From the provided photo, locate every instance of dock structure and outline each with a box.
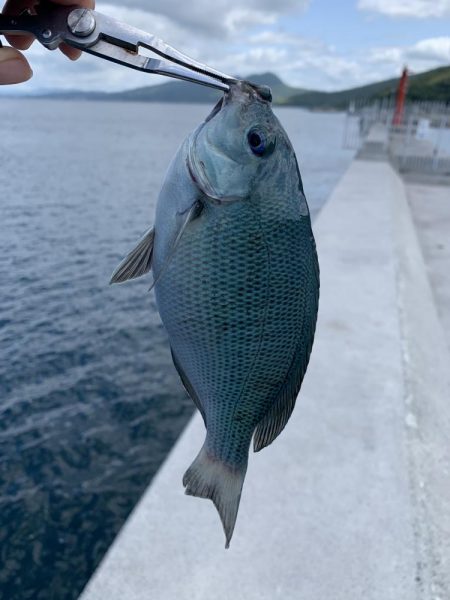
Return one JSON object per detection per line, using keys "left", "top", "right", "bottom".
{"left": 80, "top": 149, "right": 450, "bottom": 599}
{"left": 345, "top": 99, "right": 450, "bottom": 184}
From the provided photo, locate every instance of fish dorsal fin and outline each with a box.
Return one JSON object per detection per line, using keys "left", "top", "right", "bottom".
{"left": 110, "top": 228, "right": 155, "bottom": 284}
{"left": 171, "top": 348, "right": 206, "bottom": 425}
{"left": 253, "top": 246, "right": 320, "bottom": 452}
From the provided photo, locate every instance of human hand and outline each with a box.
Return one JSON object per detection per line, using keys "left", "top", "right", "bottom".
{"left": 0, "top": 0, "right": 95, "bottom": 84}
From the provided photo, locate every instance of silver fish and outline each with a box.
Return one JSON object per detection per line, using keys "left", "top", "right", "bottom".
{"left": 111, "top": 81, "right": 320, "bottom": 547}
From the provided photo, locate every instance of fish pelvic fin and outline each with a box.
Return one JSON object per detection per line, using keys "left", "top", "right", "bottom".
{"left": 183, "top": 445, "right": 247, "bottom": 549}
{"left": 170, "top": 348, "right": 206, "bottom": 425}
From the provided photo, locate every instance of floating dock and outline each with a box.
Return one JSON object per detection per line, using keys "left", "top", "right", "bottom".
{"left": 80, "top": 151, "right": 450, "bottom": 599}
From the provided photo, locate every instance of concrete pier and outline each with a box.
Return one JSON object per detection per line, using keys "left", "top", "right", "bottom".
{"left": 407, "top": 183, "right": 450, "bottom": 349}
{"left": 80, "top": 159, "right": 450, "bottom": 600}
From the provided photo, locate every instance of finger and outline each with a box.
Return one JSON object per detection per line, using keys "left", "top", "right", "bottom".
{"left": 2, "top": 0, "right": 37, "bottom": 14}
{"left": 0, "top": 46, "right": 32, "bottom": 84}
{"left": 59, "top": 42, "right": 81, "bottom": 60}
{"left": 4, "top": 33, "right": 34, "bottom": 50}
{"left": 56, "top": 0, "right": 95, "bottom": 61}
{"left": 3, "top": 0, "right": 37, "bottom": 49}
{"left": 55, "top": 0, "right": 95, "bottom": 60}
{"left": 3, "top": 0, "right": 95, "bottom": 55}
{"left": 3, "top": 0, "right": 95, "bottom": 13}
{"left": 52, "top": 0, "right": 95, "bottom": 7}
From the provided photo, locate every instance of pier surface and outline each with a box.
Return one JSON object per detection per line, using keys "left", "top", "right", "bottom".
{"left": 407, "top": 183, "right": 450, "bottom": 349}
{"left": 80, "top": 159, "right": 450, "bottom": 600}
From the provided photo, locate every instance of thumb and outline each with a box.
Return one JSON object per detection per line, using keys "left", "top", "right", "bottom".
{"left": 0, "top": 45, "right": 32, "bottom": 85}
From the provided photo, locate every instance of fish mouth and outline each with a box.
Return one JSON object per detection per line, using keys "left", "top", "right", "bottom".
{"left": 224, "top": 79, "right": 272, "bottom": 105}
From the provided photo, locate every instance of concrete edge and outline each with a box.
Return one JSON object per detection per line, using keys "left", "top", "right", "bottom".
{"left": 390, "top": 167, "right": 450, "bottom": 599}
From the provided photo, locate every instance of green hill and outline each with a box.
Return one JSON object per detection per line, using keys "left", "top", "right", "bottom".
{"left": 247, "top": 72, "right": 307, "bottom": 103}
{"left": 111, "top": 78, "right": 221, "bottom": 104}
{"left": 406, "top": 66, "right": 450, "bottom": 102}
{"left": 286, "top": 66, "right": 450, "bottom": 109}
{"left": 44, "top": 73, "right": 306, "bottom": 105}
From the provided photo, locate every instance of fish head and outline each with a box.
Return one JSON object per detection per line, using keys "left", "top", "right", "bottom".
{"left": 187, "top": 80, "right": 286, "bottom": 202}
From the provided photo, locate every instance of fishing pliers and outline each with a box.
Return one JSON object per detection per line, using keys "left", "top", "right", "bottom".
{"left": 0, "top": 2, "right": 235, "bottom": 91}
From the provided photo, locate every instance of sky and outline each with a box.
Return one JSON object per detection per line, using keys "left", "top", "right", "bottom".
{"left": 4, "top": 0, "right": 450, "bottom": 94}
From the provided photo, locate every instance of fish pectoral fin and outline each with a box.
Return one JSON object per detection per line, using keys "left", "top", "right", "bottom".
{"left": 110, "top": 227, "right": 155, "bottom": 284}
{"left": 148, "top": 199, "right": 203, "bottom": 291}
{"left": 170, "top": 348, "right": 206, "bottom": 425}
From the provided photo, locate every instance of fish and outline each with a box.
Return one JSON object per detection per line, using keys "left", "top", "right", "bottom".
{"left": 110, "top": 80, "right": 320, "bottom": 548}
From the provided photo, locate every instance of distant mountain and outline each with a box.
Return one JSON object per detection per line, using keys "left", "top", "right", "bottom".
{"left": 41, "top": 66, "right": 450, "bottom": 109}
{"left": 97, "top": 72, "right": 306, "bottom": 105}
{"left": 247, "top": 72, "right": 307, "bottom": 103}
{"left": 43, "top": 72, "right": 307, "bottom": 105}
{"left": 286, "top": 66, "right": 450, "bottom": 109}
{"left": 286, "top": 76, "right": 401, "bottom": 110}
{"left": 111, "top": 78, "right": 221, "bottom": 104}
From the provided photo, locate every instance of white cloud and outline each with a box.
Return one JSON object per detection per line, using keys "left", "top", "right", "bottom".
{"left": 369, "top": 47, "right": 403, "bottom": 64}
{"left": 238, "top": 30, "right": 364, "bottom": 90}
{"left": 407, "top": 37, "right": 450, "bottom": 61}
{"left": 224, "top": 9, "right": 277, "bottom": 34}
{"left": 368, "top": 36, "right": 450, "bottom": 72}
{"left": 249, "top": 31, "right": 304, "bottom": 46}
{"left": 96, "top": 3, "right": 199, "bottom": 53}
{"left": 214, "top": 47, "right": 289, "bottom": 76}
{"left": 358, "top": 0, "right": 450, "bottom": 18}
{"left": 102, "top": 0, "right": 309, "bottom": 35}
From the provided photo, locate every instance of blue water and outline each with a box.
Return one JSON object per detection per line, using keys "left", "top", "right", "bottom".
{"left": 0, "top": 99, "right": 354, "bottom": 599}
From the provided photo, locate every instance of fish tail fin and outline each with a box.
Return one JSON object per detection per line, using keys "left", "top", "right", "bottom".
{"left": 183, "top": 445, "right": 247, "bottom": 548}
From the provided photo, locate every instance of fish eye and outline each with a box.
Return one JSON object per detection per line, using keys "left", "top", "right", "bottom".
{"left": 247, "top": 129, "right": 267, "bottom": 156}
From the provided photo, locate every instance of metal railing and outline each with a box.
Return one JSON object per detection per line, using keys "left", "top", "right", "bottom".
{"left": 343, "top": 98, "right": 450, "bottom": 178}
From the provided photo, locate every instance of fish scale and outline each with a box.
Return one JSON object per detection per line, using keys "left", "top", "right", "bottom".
{"left": 156, "top": 190, "right": 317, "bottom": 461}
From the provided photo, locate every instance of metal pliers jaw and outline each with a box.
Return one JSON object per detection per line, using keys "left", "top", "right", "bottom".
{"left": 0, "top": 4, "right": 235, "bottom": 92}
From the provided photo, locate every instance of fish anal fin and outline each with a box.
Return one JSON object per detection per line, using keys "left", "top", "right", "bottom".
{"left": 253, "top": 328, "right": 317, "bottom": 452}
{"left": 253, "top": 367, "right": 302, "bottom": 453}
{"left": 171, "top": 348, "right": 206, "bottom": 425}
{"left": 183, "top": 444, "right": 246, "bottom": 548}
{"left": 110, "top": 228, "right": 155, "bottom": 284}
